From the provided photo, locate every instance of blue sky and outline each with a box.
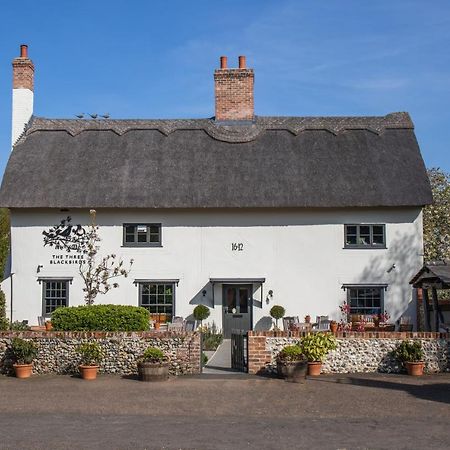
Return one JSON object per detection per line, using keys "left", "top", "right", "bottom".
{"left": 0, "top": 0, "right": 449, "bottom": 175}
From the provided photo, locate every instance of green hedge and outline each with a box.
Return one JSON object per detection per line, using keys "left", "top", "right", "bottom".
{"left": 51, "top": 305, "right": 150, "bottom": 331}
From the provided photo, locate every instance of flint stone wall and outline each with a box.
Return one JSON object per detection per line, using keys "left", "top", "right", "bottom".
{"left": 248, "top": 331, "right": 450, "bottom": 375}
{"left": 0, "top": 331, "right": 201, "bottom": 376}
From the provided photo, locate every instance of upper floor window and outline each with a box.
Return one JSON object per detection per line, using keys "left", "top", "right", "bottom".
{"left": 123, "top": 223, "right": 161, "bottom": 247}
{"left": 344, "top": 224, "right": 386, "bottom": 248}
{"left": 42, "top": 279, "right": 70, "bottom": 316}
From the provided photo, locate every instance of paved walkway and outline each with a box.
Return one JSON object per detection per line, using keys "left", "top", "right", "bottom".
{"left": 0, "top": 372, "right": 450, "bottom": 449}
{"left": 203, "top": 339, "right": 242, "bottom": 375}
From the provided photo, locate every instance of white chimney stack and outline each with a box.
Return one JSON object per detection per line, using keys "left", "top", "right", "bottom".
{"left": 11, "top": 44, "right": 34, "bottom": 148}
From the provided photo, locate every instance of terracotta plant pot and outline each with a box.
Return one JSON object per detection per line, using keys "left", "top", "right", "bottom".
{"left": 138, "top": 361, "right": 169, "bottom": 382}
{"left": 307, "top": 361, "right": 322, "bottom": 376}
{"left": 277, "top": 360, "right": 308, "bottom": 383}
{"left": 45, "top": 321, "right": 52, "bottom": 331}
{"left": 79, "top": 365, "right": 99, "bottom": 380}
{"left": 406, "top": 361, "right": 424, "bottom": 376}
{"left": 330, "top": 322, "right": 338, "bottom": 334}
{"left": 154, "top": 322, "right": 160, "bottom": 330}
{"left": 13, "top": 363, "right": 33, "bottom": 379}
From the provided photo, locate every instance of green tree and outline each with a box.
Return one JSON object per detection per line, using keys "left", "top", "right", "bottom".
{"left": 423, "top": 168, "right": 450, "bottom": 262}
{"left": 0, "top": 208, "right": 10, "bottom": 279}
{"left": 79, "top": 210, "right": 133, "bottom": 305}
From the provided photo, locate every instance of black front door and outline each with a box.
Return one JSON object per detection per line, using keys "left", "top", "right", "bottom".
{"left": 222, "top": 284, "right": 252, "bottom": 339}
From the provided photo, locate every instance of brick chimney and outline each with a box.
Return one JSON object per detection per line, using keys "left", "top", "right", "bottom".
{"left": 214, "top": 55, "right": 254, "bottom": 121}
{"left": 11, "top": 44, "right": 34, "bottom": 147}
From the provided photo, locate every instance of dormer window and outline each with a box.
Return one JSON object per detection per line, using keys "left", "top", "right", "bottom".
{"left": 123, "top": 223, "right": 162, "bottom": 247}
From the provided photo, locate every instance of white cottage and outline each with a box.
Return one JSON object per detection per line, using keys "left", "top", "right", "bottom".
{"left": 0, "top": 46, "right": 432, "bottom": 334}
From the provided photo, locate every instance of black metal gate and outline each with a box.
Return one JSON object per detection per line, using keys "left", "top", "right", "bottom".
{"left": 231, "top": 329, "right": 248, "bottom": 372}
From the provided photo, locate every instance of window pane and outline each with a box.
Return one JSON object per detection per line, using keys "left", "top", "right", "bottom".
{"left": 137, "top": 231, "right": 148, "bottom": 243}
{"left": 359, "top": 226, "right": 370, "bottom": 245}
{"left": 125, "top": 226, "right": 135, "bottom": 234}
{"left": 239, "top": 288, "right": 248, "bottom": 313}
{"left": 346, "top": 234, "right": 357, "bottom": 245}
{"left": 149, "top": 233, "right": 160, "bottom": 243}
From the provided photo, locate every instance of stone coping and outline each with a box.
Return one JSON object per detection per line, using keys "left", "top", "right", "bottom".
{"left": 0, "top": 331, "right": 198, "bottom": 338}
{"left": 248, "top": 331, "right": 450, "bottom": 339}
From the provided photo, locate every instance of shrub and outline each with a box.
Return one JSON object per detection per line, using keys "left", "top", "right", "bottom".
{"left": 270, "top": 305, "right": 285, "bottom": 329}
{"left": 9, "top": 338, "right": 38, "bottom": 364}
{"left": 76, "top": 342, "right": 103, "bottom": 366}
{"left": 300, "top": 332, "right": 337, "bottom": 362}
{"left": 202, "top": 352, "right": 208, "bottom": 366}
{"left": 51, "top": 305, "right": 150, "bottom": 331}
{"left": 9, "top": 320, "right": 30, "bottom": 331}
{"left": 393, "top": 340, "right": 424, "bottom": 363}
{"left": 141, "top": 347, "right": 166, "bottom": 363}
{"left": 202, "top": 321, "right": 223, "bottom": 351}
{"left": 0, "top": 288, "right": 8, "bottom": 330}
{"left": 193, "top": 305, "right": 210, "bottom": 324}
{"left": 277, "top": 345, "right": 305, "bottom": 362}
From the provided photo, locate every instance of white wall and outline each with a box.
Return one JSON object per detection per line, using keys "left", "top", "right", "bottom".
{"left": 5, "top": 207, "right": 424, "bottom": 328}
{"left": 11, "top": 88, "right": 33, "bottom": 147}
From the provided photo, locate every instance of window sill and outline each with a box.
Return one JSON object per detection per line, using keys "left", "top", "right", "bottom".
{"left": 121, "top": 244, "right": 163, "bottom": 248}
{"left": 343, "top": 246, "right": 387, "bottom": 250}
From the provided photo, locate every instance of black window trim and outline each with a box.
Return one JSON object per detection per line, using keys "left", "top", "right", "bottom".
{"left": 137, "top": 280, "right": 176, "bottom": 318}
{"left": 344, "top": 224, "right": 387, "bottom": 249}
{"left": 40, "top": 278, "right": 71, "bottom": 317}
{"left": 122, "top": 223, "right": 162, "bottom": 247}
{"left": 344, "top": 284, "right": 386, "bottom": 317}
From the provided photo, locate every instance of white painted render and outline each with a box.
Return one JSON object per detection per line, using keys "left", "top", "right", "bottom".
{"left": 11, "top": 88, "right": 33, "bottom": 148}
{"left": 3, "top": 207, "right": 424, "bottom": 328}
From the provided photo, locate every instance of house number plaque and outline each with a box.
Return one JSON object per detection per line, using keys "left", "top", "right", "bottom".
{"left": 231, "top": 243, "right": 244, "bottom": 251}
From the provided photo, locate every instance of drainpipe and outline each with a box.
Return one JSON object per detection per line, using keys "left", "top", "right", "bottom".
{"left": 10, "top": 272, "right": 14, "bottom": 326}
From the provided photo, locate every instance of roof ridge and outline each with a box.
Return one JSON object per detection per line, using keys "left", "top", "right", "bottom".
{"left": 24, "top": 112, "right": 414, "bottom": 144}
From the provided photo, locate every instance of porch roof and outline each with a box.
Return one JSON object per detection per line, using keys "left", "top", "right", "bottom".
{"left": 410, "top": 262, "right": 450, "bottom": 289}
{"left": 209, "top": 278, "right": 266, "bottom": 284}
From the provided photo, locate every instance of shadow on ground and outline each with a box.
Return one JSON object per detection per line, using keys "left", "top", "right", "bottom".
{"left": 308, "top": 374, "right": 450, "bottom": 405}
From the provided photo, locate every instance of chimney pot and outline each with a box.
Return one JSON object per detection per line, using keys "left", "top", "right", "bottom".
{"left": 20, "top": 44, "right": 28, "bottom": 58}
{"left": 238, "top": 55, "right": 246, "bottom": 69}
{"left": 220, "top": 56, "right": 227, "bottom": 69}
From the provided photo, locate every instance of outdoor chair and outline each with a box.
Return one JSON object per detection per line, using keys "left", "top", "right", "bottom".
{"left": 283, "top": 316, "right": 299, "bottom": 331}
{"left": 168, "top": 322, "right": 184, "bottom": 332}
{"left": 38, "top": 316, "right": 46, "bottom": 326}
{"left": 172, "top": 316, "right": 184, "bottom": 324}
{"left": 184, "top": 320, "right": 197, "bottom": 332}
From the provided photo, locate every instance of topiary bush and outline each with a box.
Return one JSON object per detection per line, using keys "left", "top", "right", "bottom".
{"left": 270, "top": 305, "right": 285, "bottom": 329}
{"left": 51, "top": 305, "right": 150, "bottom": 331}
{"left": 193, "top": 305, "right": 210, "bottom": 325}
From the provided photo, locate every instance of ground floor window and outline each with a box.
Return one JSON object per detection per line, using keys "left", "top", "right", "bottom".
{"left": 348, "top": 287, "right": 383, "bottom": 315}
{"left": 139, "top": 282, "right": 174, "bottom": 317}
{"left": 42, "top": 279, "right": 70, "bottom": 316}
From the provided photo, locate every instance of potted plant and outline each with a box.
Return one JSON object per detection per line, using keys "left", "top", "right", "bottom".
{"left": 270, "top": 305, "right": 285, "bottom": 330}
{"left": 9, "top": 337, "right": 38, "bottom": 378}
{"left": 76, "top": 342, "right": 103, "bottom": 380}
{"left": 393, "top": 340, "right": 425, "bottom": 376}
{"left": 137, "top": 347, "right": 169, "bottom": 381}
{"left": 330, "top": 320, "right": 338, "bottom": 334}
{"left": 300, "top": 332, "right": 337, "bottom": 376}
{"left": 276, "top": 345, "right": 307, "bottom": 383}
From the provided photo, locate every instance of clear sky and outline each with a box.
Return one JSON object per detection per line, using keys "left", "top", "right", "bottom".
{"left": 0, "top": 0, "right": 449, "bottom": 175}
